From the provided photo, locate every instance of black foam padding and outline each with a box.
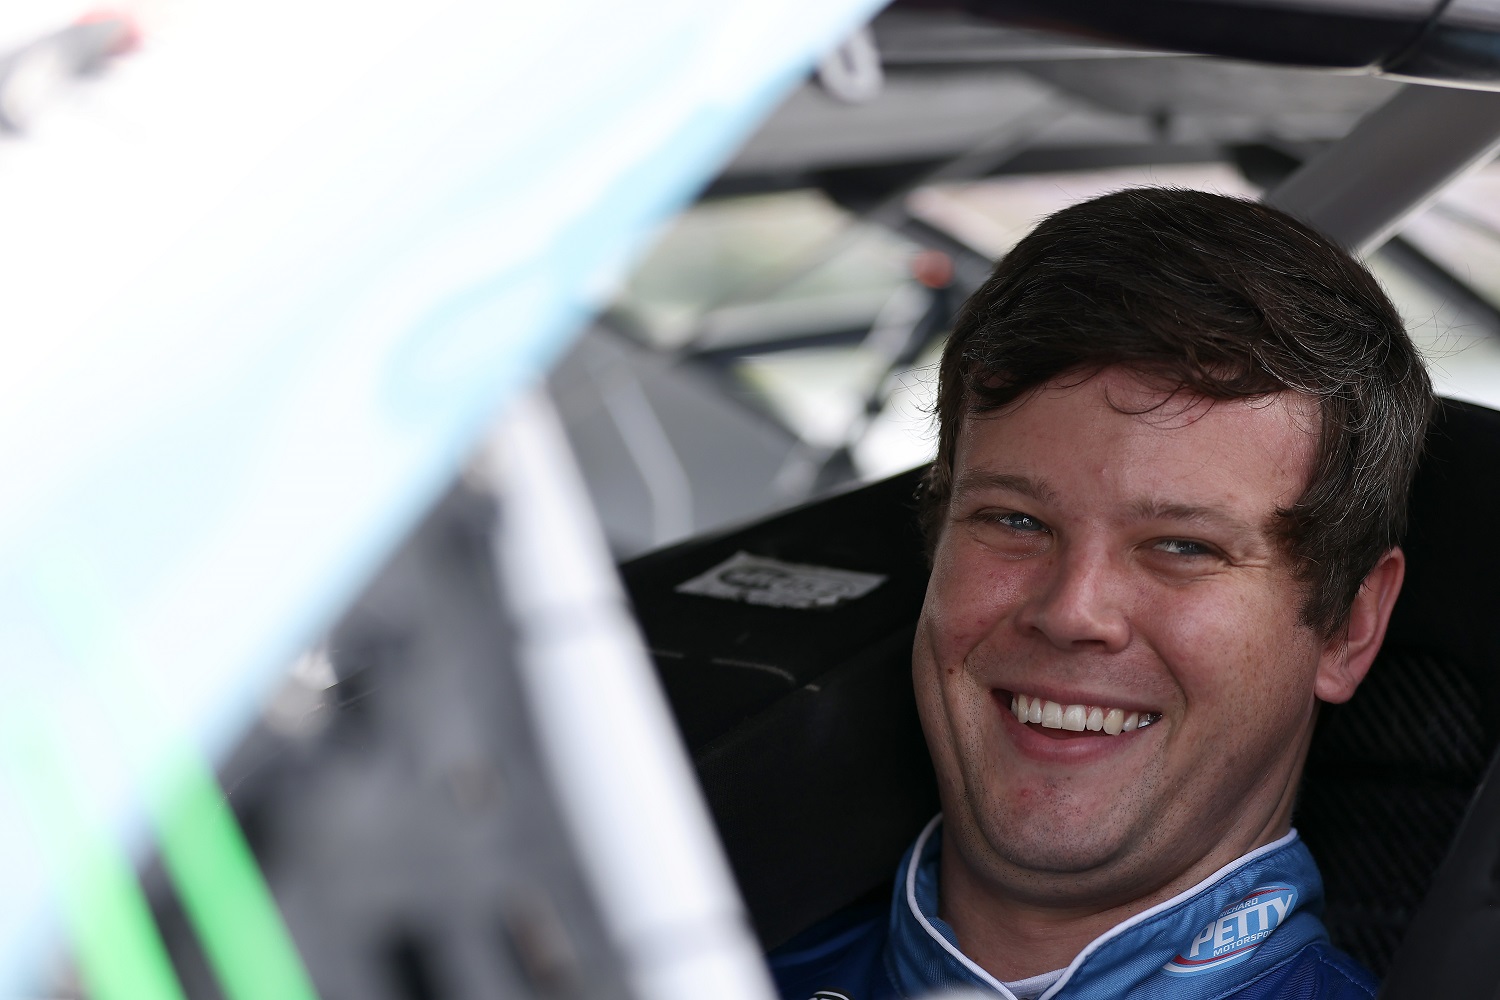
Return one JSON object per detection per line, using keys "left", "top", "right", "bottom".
{"left": 695, "top": 626, "right": 937, "bottom": 949}
{"left": 622, "top": 470, "right": 932, "bottom": 755}
{"left": 621, "top": 471, "right": 936, "bottom": 946}
{"left": 1381, "top": 399, "right": 1500, "bottom": 695}
{"left": 1299, "top": 650, "right": 1487, "bottom": 978}
{"left": 627, "top": 397, "right": 1500, "bottom": 966}
{"left": 1298, "top": 398, "right": 1500, "bottom": 978}
{"left": 961, "top": 0, "right": 1429, "bottom": 72}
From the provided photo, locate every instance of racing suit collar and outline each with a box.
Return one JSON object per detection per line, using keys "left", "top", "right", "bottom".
{"left": 884, "top": 815, "right": 1329, "bottom": 1000}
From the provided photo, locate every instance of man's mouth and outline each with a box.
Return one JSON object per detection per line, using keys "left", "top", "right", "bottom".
{"left": 1006, "top": 691, "right": 1162, "bottom": 736}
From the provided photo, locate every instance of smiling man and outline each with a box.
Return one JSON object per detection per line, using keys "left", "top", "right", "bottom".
{"left": 770, "top": 188, "right": 1433, "bottom": 1000}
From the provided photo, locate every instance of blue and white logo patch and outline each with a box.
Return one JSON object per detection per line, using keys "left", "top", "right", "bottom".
{"left": 1163, "top": 885, "right": 1297, "bottom": 976}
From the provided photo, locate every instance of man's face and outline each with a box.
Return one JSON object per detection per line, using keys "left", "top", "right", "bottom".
{"left": 915, "top": 367, "right": 1335, "bottom": 908}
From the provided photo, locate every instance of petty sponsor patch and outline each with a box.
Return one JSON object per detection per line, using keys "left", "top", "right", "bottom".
{"left": 675, "top": 551, "right": 886, "bottom": 609}
{"left": 1163, "top": 885, "right": 1297, "bottom": 976}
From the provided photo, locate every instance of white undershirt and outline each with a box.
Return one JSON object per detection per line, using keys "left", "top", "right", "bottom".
{"left": 999, "top": 969, "right": 1064, "bottom": 1000}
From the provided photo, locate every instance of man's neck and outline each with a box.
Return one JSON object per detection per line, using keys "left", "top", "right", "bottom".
{"left": 933, "top": 824, "right": 1287, "bottom": 982}
{"left": 937, "top": 853, "right": 1135, "bottom": 981}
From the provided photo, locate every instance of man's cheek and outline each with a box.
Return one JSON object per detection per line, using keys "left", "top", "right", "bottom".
{"left": 911, "top": 620, "right": 952, "bottom": 734}
{"left": 916, "top": 588, "right": 973, "bottom": 668}
{"left": 914, "top": 623, "right": 987, "bottom": 766}
{"left": 912, "top": 651, "right": 967, "bottom": 800}
{"left": 1154, "top": 591, "right": 1311, "bottom": 704}
{"left": 927, "top": 557, "right": 1022, "bottom": 656}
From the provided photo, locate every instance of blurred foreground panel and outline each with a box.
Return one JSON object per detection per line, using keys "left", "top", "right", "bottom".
{"left": 0, "top": 0, "right": 878, "bottom": 992}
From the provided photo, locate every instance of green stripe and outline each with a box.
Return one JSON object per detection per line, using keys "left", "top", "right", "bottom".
{"left": 0, "top": 714, "right": 187, "bottom": 1000}
{"left": 151, "top": 754, "right": 320, "bottom": 1000}
{"left": 24, "top": 542, "right": 320, "bottom": 1000}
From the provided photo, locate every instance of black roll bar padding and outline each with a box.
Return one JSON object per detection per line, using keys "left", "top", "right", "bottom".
{"left": 951, "top": 0, "right": 1435, "bottom": 69}
{"left": 1379, "top": 744, "right": 1500, "bottom": 999}
{"left": 945, "top": 0, "right": 1500, "bottom": 90}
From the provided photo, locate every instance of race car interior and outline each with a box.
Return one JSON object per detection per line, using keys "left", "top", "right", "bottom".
{"left": 616, "top": 3, "right": 1500, "bottom": 997}
{"left": 127, "top": 2, "right": 1500, "bottom": 999}
{"left": 624, "top": 396, "right": 1500, "bottom": 988}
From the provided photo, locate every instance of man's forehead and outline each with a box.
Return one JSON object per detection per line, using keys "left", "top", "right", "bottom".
{"left": 1010, "top": 368, "right": 1316, "bottom": 423}
{"left": 962, "top": 368, "right": 1322, "bottom": 450}
{"left": 954, "top": 369, "right": 1321, "bottom": 519}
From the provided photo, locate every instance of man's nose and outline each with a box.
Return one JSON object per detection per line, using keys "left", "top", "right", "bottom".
{"left": 1015, "top": 543, "right": 1131, "bottom": 653}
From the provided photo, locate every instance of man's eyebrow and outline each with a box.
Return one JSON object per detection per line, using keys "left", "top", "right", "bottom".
{"left": 950, "top": 471, "right": 1058, "bottom": 506}
{"left": 1126, "top": 497, "right": 1260, "bottom": 537}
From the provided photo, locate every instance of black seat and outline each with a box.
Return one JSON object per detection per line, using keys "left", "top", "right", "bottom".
{"left": 1299, "top": 397, "right": 1500, "bottom": 976}
{"left": 621, "top": 470, "right": 936, "bottom": 948}
{"left": 621, "top": 397, "right": 1500, "bottom": 973}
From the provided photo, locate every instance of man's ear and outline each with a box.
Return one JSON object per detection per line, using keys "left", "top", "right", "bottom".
{"left": 1316, "top": 547, "right": 1406, "bottom": 705}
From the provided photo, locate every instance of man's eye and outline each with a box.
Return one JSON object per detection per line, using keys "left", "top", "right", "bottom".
{"left": 1154, "top": 538, "right": 1212, "bottom": 557}
{"left": 989, "top": 512, "right": 1047, "bottom": 533}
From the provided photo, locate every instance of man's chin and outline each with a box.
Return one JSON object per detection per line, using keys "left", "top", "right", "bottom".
{"left": 966, "top": 797, "right": 1146, "bottom": 881}
{"left": 991, "top": 826, "right": 1125, "bottom": 876}
{"left": 999, "top": 840, "right": 1125, "bottom": 881}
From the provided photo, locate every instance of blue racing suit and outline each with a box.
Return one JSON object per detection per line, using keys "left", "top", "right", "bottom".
{"left": 771, "top": 816, "right": 1376, "bottom": 1000}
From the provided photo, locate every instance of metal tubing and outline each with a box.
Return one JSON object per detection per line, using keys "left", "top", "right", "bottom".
{"left": 1265, "top": 84, "right": 1500, "bottom": 253}
{"left": 484, "top": 390, "right": 778, "bottom": 1000}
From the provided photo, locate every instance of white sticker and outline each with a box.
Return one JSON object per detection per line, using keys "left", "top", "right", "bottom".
{"left": 675, "top": 551, "right": 886, "bottom": 610}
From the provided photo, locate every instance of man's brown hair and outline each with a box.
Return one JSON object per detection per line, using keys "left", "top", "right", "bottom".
{"left": 922, "top": 187, "right": 1434, "bottom": 636}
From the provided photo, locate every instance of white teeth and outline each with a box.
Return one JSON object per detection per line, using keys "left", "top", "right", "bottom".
{"left": 1011, "top": 694, "right": 1155, "bottom": 737}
